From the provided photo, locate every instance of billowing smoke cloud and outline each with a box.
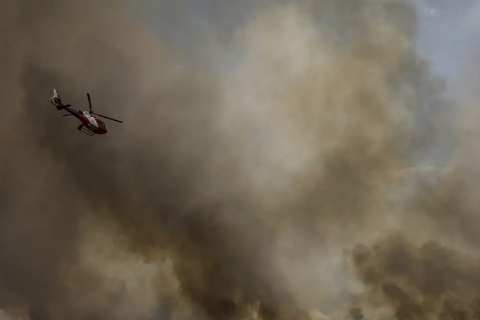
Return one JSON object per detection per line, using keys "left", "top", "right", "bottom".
{"left": 352, "top": 234, "right": 480, "bottom": 320}
{"left": 347, "top": 21, "right": 480, "bottom": 319}
{"left": 0, "top": 0, "right": 473, "bottom": 320}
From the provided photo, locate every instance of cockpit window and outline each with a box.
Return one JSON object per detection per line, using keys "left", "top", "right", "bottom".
{"left": 97, "top": 119, "right": 107, "bottom": 128}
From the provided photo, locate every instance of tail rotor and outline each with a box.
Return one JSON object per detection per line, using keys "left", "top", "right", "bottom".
{"left": 50, "top": 88, "right": 71, "bottom": 110}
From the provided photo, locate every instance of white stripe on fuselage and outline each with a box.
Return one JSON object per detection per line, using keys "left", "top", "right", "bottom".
{"left": 83, "top": 112, "right": 98, "bottom": 129}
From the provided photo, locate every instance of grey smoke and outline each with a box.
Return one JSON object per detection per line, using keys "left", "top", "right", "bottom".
{"left": 0, "top": 1, "right": 473, "bottom": 320}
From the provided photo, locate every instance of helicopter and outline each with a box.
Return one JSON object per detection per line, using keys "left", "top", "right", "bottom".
{"left": 50, "top": 89, "right": 123, "bottom": 136}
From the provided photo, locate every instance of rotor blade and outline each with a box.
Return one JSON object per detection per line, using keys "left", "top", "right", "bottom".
{"left": 96, "top": 114, "right": 123, "bottom": 123}
{"left": 62, "top": 114, "right": 73, "bottom": 116}
{"left": 87, "top": 93, "right": 92, "bottom": 112}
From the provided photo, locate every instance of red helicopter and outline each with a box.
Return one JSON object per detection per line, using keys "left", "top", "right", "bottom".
{"left": 50, "top": 89, "right": 123, "bottom": 136}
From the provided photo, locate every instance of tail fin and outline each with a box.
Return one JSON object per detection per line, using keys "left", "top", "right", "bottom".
{"left": 50, "top": 89, "right": 71, "bottom": 110}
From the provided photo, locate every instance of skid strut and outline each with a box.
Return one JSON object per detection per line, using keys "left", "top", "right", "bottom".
{"left": 78, "top": 124, "right": 95, "bottom": 136}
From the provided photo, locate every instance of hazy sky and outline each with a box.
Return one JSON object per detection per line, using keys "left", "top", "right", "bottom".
{"left": 127, "top": 0, "right": 480, "bottom": 170}
{"left": 3, "top": 1, "right": 480, "bottom": 319}
{"left": 130, "top": 0, "right": 480, "bottom": 97}
{"left": 416, "top": 0, "right": 480, "bottom": 95}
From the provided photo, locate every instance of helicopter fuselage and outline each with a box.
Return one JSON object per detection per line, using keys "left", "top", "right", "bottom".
{"left": 59, "top": 106, "right": 108, "bottom": 134}
{"left": 72, "top": 110, "right": 108, "bottom": 134}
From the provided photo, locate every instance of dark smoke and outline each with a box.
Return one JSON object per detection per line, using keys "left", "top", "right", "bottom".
{"left": 0, "top": 0, "right": 472, "bottom": 320}
{"left": 347, "top": 31, "right": 480, "bottom": 318}
{"left": 349, "top": 307, "right": 364, "bottom": 320}
{"left": 352, "top": 234, "right": 480, "bottom": 320}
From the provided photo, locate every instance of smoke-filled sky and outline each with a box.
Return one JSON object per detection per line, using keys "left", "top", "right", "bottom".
{"left": 1, "top": 1, "right": 480, "bottom": 320}
{"left": 416, "top": 0, "right": 480, "bottom": 93}
{"left": 135, "top": 0, "right": 480, "bottom": 94}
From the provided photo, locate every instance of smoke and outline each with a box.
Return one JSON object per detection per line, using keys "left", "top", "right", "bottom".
{"left": 352, "top": 234, "right": 480, "bottom": 320}
{"left": 348, "top": 7, "right": 480, "bottom": 319}
{"left": 0, "top": 0, "right": 475, "bottom": 320}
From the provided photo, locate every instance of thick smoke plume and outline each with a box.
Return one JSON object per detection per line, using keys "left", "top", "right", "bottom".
{"left": 352, "top": 234, "right": 480, "bottom": 320}
{"left": 348, "top": 33, "right": 480, "bottom": 320}
{"left": 0, "top": 0, "right": 475, "bottom": 320}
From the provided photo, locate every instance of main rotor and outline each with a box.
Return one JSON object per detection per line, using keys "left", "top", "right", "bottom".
{"left": 85, "top": 93, "right": 123, "bottom": 123}
{"left": 87, "top": 93, "right": 93, "bottom": 113}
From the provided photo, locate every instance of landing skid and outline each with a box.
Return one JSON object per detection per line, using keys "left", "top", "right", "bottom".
{"left": 78, "top": 124, "right": 95, "bottom": 136}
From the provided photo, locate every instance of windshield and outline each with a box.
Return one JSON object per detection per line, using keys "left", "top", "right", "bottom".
{"left": 97, "top": 119, "right": 107, "bottom": 129}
